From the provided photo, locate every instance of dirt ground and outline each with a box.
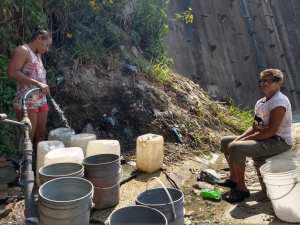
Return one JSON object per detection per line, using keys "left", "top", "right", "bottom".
{"left": 1, "top": 144, "right": 300, "bottom": 225}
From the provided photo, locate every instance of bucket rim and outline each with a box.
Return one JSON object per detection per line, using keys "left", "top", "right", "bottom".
{"left": 71, "top": 133, "right": 96, "bottom": 138}
{"left": 83, "top": 154, "right": 120, "bottom": 166}
{"left": 260, "top": 162, "right": 300, "bottom": 176}
{"left": 39, "top": 177, "right": 94, "bottom": 204}
{"left": 88, "top": 139, "right": 120, "bottom": 144}
{"left": 39, "top": 163, "right": 84, "bottom": 177}
{"left": 135, "top": 187, "right": 184, "bottom": 207}
{"left": 109, "top": 205, "right": 167, "bottom": 225}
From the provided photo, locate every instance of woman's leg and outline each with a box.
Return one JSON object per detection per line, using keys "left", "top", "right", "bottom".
{"left": 220, "top": 136, "right": 237, "bottom": 180}
{"left": 35, "top": 110, "right": 48, "bottom": 146}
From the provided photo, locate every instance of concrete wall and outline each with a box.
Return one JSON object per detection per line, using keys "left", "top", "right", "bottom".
{"left": 166, "top": 0, "right": 300, "bottom": 110}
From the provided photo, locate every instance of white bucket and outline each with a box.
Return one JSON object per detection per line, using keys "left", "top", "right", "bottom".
{"left": 260, "top": 160, "right": 300, "bottom": 222}
{"left": 266, "top": 150, "right": 300, "bottom": 163}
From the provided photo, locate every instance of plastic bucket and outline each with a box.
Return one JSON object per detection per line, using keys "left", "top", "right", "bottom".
{"left": 260, "top": 160, "right": 300, "bottom": 222}
{"left": 39, "top": 163, "right": 84, "bottom": 185}
{"left": 39, "top": 177, "right": 94, "bottom": 225}
{"left": 136, "top": 177, "right": 184, "bottom": 225}
{"left": 109, "top": 205, "right": 167, "bottom": 225}
{"left": 266, "top": 150, "right": 300, "bottom": 163}
{"left": 83, "top": 154, "right": 121, "bottom": 209}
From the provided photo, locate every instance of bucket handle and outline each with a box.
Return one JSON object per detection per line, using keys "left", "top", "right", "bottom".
{"left": 146, "top": 177, "right": 177, "bottom": 220}
{"left": 267, "top": 178, "right": 299, "bottom": 201}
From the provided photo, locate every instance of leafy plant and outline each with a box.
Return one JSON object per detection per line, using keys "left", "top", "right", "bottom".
{"left": 175, "top": 8, "right": 194, "bottom": 24}
{"left": 131, "top": 0, "right": 169, "bottom": 60}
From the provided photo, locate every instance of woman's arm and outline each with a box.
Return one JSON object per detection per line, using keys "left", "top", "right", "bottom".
{"left": 234, "top": 126, "right": 255, "bottom": 141}
{"left": 242, "top": 106, "right": 286, "bottom": 141}
{"left": 8, "top": 46, "right": 49, "bottom": 94}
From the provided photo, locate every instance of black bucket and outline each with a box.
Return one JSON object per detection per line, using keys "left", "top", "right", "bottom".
{"left": 39, "top": 177, "right": 94, "bottom": 225}
{"left": 136, "top": 177, "right": 184, "bottom": 225}
{"left": 109, "top": 205, "right": 167, "bottom": 225}
{"left": 39, "top": 163, "right": 84, "bottom": 185}
{"left": 83, "top": 154, "right": 120, "bottom": 209}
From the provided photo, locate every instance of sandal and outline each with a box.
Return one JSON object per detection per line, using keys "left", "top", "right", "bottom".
{"left": 197, "top": 171, "right": 220, "bottom": 184}
{"left": 216, "top": 179, "right": 237, "bottom": 188}
{"left": 222, "top": 189, "right": 250, "bottom": 203}
{"left": 197, "top": 171, "right": 236, "bottom": 188}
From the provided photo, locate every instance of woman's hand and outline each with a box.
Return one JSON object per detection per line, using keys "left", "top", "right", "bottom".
{"left": 37, "top": 82, "right": 50, "bottom": 95}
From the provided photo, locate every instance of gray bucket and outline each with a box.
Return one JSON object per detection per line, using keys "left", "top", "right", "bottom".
{"left": 109, "top": 205, "right": 167, "bottom": 225}
{"left": 39, "top": 177, "right": 94, "bottom": 225}
{"left": 83, "top": 154, "right": 120, "bottom": 209}
{"left": 39, "top": 163, "right": 84, "bottom": 185}
{"left": 136, "top": 177, "right": 184, "bottom": 225}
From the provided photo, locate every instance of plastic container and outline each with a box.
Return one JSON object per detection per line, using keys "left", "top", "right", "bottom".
{"left": 36, "top": 140, "right": 65, "bottom": 185}
{"left": 48, "top": 127, "right": 75, "bottom": 147}
{"left": 44, "top": 147, "right": 84, "bottom": 167}
{"left": 70, "top": 133, "right": 97, "bottom": 155}
{"left": 39, "top": 177, "right": 94, "bottom": 225}
{"left": 260, "top": 160, "right": 300, "bottom": 222}
{"left": 266, "top": 150, "right": 300, "bottom": 163}
{"left": 200, "top": 189, "right": 221, "bottom": 202}
{"left": 86, "top": 140, "right": 120, "bottom": 157}
{"left": 136, "top": 134, "right": 164, "bottom": 173}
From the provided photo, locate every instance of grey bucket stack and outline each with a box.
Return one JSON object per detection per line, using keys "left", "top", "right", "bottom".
{"left": 136, "top": 178, "right": 184, "bottom": 225}
{"left": 109, "top": 205, "right": 167, "bottom": 225}
{"left": 38, "top": 177, "right": 94, "bottom": 225}
{"left": 83, "top": 154, "right": 121, "bottom": 209}
{"left": 39, "top": 163, "right": 84, "bottom": 185}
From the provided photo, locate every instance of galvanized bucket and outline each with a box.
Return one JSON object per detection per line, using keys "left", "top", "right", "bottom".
{"left": 83, "top": 154, "right": 121, "bottom": 209}
{"left": 38, "top": 177, "right": 94, "bottom": 225}
{"left": 109, "top": 205, "right": 167, "bottom": 225}
{"left": 39, "top": 163, "right": 84, "bottom": 185}
{"left": 136, "top": 177, "right": 184, "bottom": 225}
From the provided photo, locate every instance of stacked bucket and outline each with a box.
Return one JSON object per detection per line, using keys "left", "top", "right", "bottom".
{"left": 36, "top": 127, "right": 122, "bottom": 225}
{"left": 83, "top": 154, "right": 121, "bottom": 209}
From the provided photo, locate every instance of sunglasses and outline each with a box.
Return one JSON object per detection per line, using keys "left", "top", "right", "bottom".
{"left": 258, "top": 77, "right": 281, "bottom": 85}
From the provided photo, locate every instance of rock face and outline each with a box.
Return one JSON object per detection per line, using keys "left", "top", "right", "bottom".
{"left": 166, "top": 0, "right": 300, "bottom": 110}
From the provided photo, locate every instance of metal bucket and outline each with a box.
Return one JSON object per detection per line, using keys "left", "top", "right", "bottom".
{"left": 136, "top": 177, "right": 184, "bottom": 225}
{"left": 83, "top": 154, "right": 120, "bottom": 209}
{"left": 38, "top": 177, "right": 94, "bottom": 225}
{"left": 39, "top": 163, "right": 84, "bottom": 185}
{"left": 109, "top": 205, "right": 167, "bottom": 225}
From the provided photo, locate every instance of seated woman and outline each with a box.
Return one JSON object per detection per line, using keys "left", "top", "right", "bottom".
{"left": 220, "top": 68, "right": 292, "bottom": 203}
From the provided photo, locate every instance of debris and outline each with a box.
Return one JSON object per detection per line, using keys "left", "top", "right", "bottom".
{"left": 126, "top": 161, "right": 136, "bottom": 167}
{"left": 122, "top": 63, "right": 138, "bottom": 75}
{"left": 200, "top": 189, "right": 222, "bottom": 202}
{"left": 81, "top": 123, "right": 96, "bottom": 134}
{"left": 0, "top": 207, "right": 12, "bottom": 219}
{"left": 171, "top": 127, "right": 183, "bottom": 144}
{"left": 0, "top": 163, "right": 17, "bottom": 185}
{"left": 197, "top": 170, "right": 222, "bottom": 184}
{"left": 193, "top": 181, "right": 214, "bottom": 190}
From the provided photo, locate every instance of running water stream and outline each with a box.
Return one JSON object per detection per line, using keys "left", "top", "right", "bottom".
{"left": 48, "top": 95, "right": 71, "bottom": 128}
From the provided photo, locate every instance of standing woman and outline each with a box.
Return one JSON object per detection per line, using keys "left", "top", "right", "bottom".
{"left": 8, "top": 28, "right": 52, "bottom": 148}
